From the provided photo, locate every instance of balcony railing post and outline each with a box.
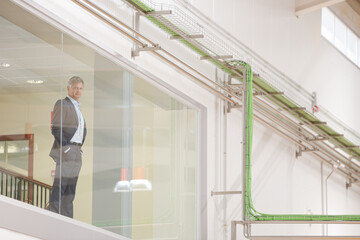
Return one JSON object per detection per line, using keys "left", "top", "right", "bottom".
{"left": 29, "top": 181, "right": 33, "bottom": 205}
{"left": 40, "top": 186, "right": 43, "bottom": 208}
{"left": 45, "top": 188, "right": 47, "bottom": 209}
{"left": 21, "top": 179, "right": 24, "bottom": 202}
{"left": 27, "top": 181, "right": 30, "bottom": 205}
{"left": 15, "top": 177, "right": 17, "bottom": 200}
{"left": 0, "top": 168, "right": 51, "bottom": 209}
{"left": 32, "top": 182, "right": 34, "bottom": 205}
{"left": 5, "top": 174, "right": 8, "bottom": 196}
{"left": 0, "top": 172, "right": 2, "bottom": 195}
{"left": 10, "top": 176, "right": 13, "bottom": 199}
{"left": 36, "top": 184, "right": 38, "bottom": 207}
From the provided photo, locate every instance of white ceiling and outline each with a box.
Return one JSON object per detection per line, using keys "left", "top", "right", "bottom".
{"left": 0, "top": 0, "right": 94, "bottom": 94}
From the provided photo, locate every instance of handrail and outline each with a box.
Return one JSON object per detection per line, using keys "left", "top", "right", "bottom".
{"left": 0, "top": 167, "right": 51, "bottom": 189}
{"left": 0, "top": 167, "right": 51, "bottom": 209}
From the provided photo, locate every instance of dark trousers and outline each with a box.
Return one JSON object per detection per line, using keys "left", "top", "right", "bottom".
{"left": 49, "top": 145, "right": 82, "bottom": 218}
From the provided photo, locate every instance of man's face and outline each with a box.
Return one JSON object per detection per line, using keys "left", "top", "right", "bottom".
{"left": 67, "top": 82, "right": 83, "bottom": 101}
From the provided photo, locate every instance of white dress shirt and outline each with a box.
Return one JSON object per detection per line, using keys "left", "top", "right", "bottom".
{"left": 68, "top": 95, "right": 84, "bottom": 144}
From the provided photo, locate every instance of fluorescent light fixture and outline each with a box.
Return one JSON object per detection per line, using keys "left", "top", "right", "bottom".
{"left": 113, "top": 180, "right": 130, "bottom": 193}
{"left": 113, "top": 179, "right": 152, "bottom": 193}
{"left": 1, "top": 63, "right": 10, "bottom": 68}
{"left": 131, "top": 179, "right": 152, "bottom": 191}
{"left": 27, "top": 80, "right": 44, "bottom": 84}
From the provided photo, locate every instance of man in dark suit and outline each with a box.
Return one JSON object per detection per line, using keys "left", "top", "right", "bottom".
{"left": 49, "top": 76, "right": 87, "bottom": 218}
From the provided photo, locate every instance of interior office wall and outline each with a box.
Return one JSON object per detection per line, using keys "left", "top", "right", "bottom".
{"left": 8, "top": 0, "right": 360, "bottom": 240}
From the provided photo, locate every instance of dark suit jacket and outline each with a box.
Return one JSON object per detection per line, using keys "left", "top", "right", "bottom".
{"left": 49, "top": 97, "right": 87, "bottom": 161}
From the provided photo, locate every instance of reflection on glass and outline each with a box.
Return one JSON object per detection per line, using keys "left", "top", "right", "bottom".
{"left": 0, "top": 141, "right": 4, "bottom": 162}
{"left": 0, "top": 0, "right": 62, "bottom": 211}
{"left": 130, "top": 80, "right": 198, "bottom": 240}
{"left": 113, "top": 179, "right": 153, "bottom": 193}
{"left": 7, "top": 140, "right": 29, "bottom": 171}
{"left": 0, "top": 139, "right": 29, "bottom": 175}
{"left": 113, "top": 180, "right": 131, "bottom": 193}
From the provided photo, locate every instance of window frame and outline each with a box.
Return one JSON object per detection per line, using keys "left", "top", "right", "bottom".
{"left": 0, "top": 134, "right": 34, "bottom": 178}
{"left": 321, "top": 7, "right": 360, "bottom": 68}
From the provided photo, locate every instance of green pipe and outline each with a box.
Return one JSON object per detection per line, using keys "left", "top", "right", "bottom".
{"left": 235, "top": 60, "right": 360, "bottom": 221}
{"left": 126, "top": 0, "right": 360, "bottom": 221}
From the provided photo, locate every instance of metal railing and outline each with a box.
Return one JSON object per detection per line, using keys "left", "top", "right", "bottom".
{"left": 0, "top": 167, "right": 51, "bottom": 209}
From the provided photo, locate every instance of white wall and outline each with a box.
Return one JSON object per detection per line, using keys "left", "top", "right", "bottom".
{"left": 8, "top": 0, "right": 360, "bottom": 239}
{"left": 192, "top": 0, "right": 360, "bottom": 132}
{"left": 188, "top": 0, "right": 360, "bottom": 238}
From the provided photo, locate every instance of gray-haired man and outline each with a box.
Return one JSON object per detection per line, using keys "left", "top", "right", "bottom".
{"left": 49, "top": 76, "right": 87, "bottom": 218}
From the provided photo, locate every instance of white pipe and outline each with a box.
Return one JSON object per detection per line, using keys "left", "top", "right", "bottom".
{"left": 325, "top": 166, "right": 336, "bottom": 236}
{"left": 321, "top": 162, "right": 325, "bottom": 236}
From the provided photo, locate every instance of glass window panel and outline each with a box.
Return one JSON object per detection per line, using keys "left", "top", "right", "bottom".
{"left": 0, "top": 141, "right": 4, "bottom": 162}
{"left": 131, "top": 79, "right": 198, "bottom": 240}
{"left": 322, "top": 7, "right": 360, "bottom": 68}
{"left": 7, "top": 140, "right": 29, "bottom": 171}
{"left": 1, "top": 1, "right": 200, "bottom": 239}
{"left": 0, "top": 0, "right": 63, "bottom": 208}
{"left": 334, "top": 17, "right": 347, "bottom": 54}
{"left": 321, "top": 8, "right": 335, "bottom": 42}
{"left": 346, "top": 28, "right": 357, "bottom": 63}
{"left": 62, "top": 22, "right": 199, "bottom": 240}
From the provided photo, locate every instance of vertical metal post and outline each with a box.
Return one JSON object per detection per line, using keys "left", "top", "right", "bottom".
{"left": 0, "top": 172, "right": 2, "bottom": 195}
{"left": 36, "top": 184, "right": 39, "bottom": 206}
{"left": 14, "top": 177, "right": 17, "bottom": 200}
{"left": 23, "top": 179, "right": 25, "bottom": 202}
{"left": 231, "top": 221, "right": 237, "bottom": 240}
{"left": 41, "top": 186, "right": 43, "bottom": 208}
{"left": 220, "top": 70, "right": 228, "bottom": 239}
{"left": 132, "top": 11, "right": 140, "bottom": 57}
{"left": 45, "top": 187, "right": 48, "bottom": 209}
{"left": 242, "top": 65, "right": 247, "bottom": 223}
{"left": 5, "top": 174, "right": 8, "bottom": 197}
{"left": 27, "top": 182, "right": 30, "bottom": 205}
{"left": 325, "top": 166, "right": 335, "bottom": 236}
{"left": 10, "top": 176, "right": 13, "bottom": 198}
{"left": 321, "top": 161, "right": 325, "bottom": 236}
{"left": 32, "top": 182, "right": 34, "bottom": 206}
